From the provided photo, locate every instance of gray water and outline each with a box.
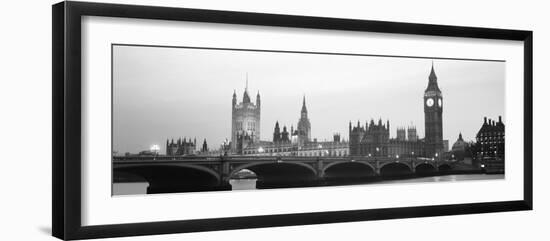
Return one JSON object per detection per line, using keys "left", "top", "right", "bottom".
{"left": 378, "top": 174, "right": 504, "bottom": 184}
{"left": 112, "top": 174, "right": 503, "bottom": 195}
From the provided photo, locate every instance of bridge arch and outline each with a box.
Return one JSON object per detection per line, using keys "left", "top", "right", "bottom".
{"left": 415, "top": 162, "right": 437, "bottom": 175}
{"left": 322, "top": 161, "right": 375, "bottom": 174}
{"left": 438, "top": 163, "right": 453, "bottom": 172}
{"left": 229, "top": 161, "right": 318, "bottom": 188}
{"left": 229, "top": 161, "right": 317, "bottom": 178}
{"left": 114, "top": 163, "right": 223, "bottom": 194}
{"left": 379, "top": 161, "right": 413, "bottom": 171}
{"left": 414, "top": 162, "right": 436, "bottom": 169}
{"left": 113, "top": 169, "right": 148, "bottom": 183}
{"left": 379, "top": 161, "right": 413, "bottom": 177}
{"left": 115, "top": 163, "right": 221, "bottom": 182}
{"left": 322, "top": 161, "right": 376, "bottom": 181}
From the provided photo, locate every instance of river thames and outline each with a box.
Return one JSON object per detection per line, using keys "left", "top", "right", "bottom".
{"left": 113, "top": 174, "right": 504, "bottom": 195}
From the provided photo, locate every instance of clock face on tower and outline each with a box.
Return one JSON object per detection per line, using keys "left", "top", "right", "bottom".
{"left": 426, "top": 98, "right": 434, "bottom": 107}
{"left": 438, "top": 98, "right": 442, "bottom": 107}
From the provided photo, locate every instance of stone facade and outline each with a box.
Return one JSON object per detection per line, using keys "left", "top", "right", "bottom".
{"left": 231, "top": 81, "right": 261, "bottom": 151}
{"left": 349, "top": 120, "right": 425, "bottom": 157}
{"left": 242, "top": 137, "right": 349, "bottom": 157}
{"left": 239, "top": 96, "right": 349, "bottom": 157}
{"left": 165, "top": 137, "right": 196, "bottom": 156}
{"left": 476, "top": 116, "right": 505, "bottom": 158}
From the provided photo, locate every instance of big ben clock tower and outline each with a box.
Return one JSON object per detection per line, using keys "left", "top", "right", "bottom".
{"left": 424, "top": 62, "right": 444, "bottom": 157}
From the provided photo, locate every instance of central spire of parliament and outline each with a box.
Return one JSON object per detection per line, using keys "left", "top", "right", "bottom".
{"left": 297, "top": 95, "right": 311, "bottom": 144}
{"left": 301, "top": 95, "right": 307, "bottom": 114}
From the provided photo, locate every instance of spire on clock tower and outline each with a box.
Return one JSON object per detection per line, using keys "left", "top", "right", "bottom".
{"left": 426, "top": 61, "right": 441, "bottom": 92}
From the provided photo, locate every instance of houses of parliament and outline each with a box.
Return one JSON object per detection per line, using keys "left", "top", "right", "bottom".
{"left": 227, "top": 63, "right": 449, "bottom": 158}
{"left": 349, "top": 63, "right": 448, "bottom": 158}
{"left": 231, "top": 82, "right": 348, "bottom": 157}
{"left": 150, "top": 61, "right": 505, "bottom": 167}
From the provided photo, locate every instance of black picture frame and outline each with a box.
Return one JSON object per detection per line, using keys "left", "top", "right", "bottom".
{"left": 52, "top": 1, "right": 533, "bottom": 240}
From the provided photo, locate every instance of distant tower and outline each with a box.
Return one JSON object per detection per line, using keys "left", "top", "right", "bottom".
{"left": 281, "top": 126, "right": 290, "bottom": 143}
{"left": 361, "top": 119, "right": 390, "bottom": 156}
{"left": 297, "top": 95, "right": 311, "bottom": 145}
{"left": 166, "top": 137, "right": 196, "bottom": 155}
{"left": 396, "top": 127, "right": 406, "bottom": 141}
{"left": 333, "top": 133, "right": 341, "bottom": 143}
{"left": 231, "top": 76, "right": 261, "bottom": 151}
{"left": 407, "top": 126, "right": 418, "bottom": 141}
{"left": 256, "top": 90, "right": 261, "bottom": 109}
{"left": 201, "top": 139, "right": 208, "bottom": 152}
{"left": 165, "top": 139, "right": 169, "bottom": 155}
{"left": 424, "top": 62, "right": 444, "bottom": 157}
{"left": 349, "top": 121, "right": 365, "bottom": 156}
{"left": 273, "top": 121, "right": 281, "bottom": 143}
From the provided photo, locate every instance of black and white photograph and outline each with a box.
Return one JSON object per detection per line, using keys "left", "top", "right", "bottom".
{"left": 112, "top": 44, "right": 506, "bottom": 195}
{"left": 0, "top": 0, "right": 543, "bottom": 240}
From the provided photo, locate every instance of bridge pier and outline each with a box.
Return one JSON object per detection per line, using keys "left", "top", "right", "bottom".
{"left": 316, "top": 159, "right": 325, "bottom": 179}
{"left": 220, "top": 161, "right": 231, "bottom": 185}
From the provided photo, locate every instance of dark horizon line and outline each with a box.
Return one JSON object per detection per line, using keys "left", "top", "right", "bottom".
{"left": 112, "top": 43, "right": 506, "bottom": 62}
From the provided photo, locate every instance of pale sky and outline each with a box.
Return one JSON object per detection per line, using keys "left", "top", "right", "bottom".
{"left": 112, "top": 45, "right": 505, "bottom": 154}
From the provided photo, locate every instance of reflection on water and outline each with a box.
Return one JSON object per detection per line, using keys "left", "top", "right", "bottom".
{"left": 229, "top": 179, "right": 258, "bottom": 190}
{"left": 378, "top": 174, "right": 504, "bottom": 184}
{"left": 112, "top": 182, "right": 149, "bottom": 195}
{"left": 112, "top": 174, "right": 503, "bottom": 195}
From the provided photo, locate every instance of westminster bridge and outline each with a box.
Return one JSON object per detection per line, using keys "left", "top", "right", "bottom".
{"left": 113, "top": 155, "right": 463, "bottom": 193}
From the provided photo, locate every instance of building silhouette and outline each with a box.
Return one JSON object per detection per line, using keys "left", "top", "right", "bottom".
{"left": 271, "top": 121, "right": 292, "bottom": 144}
{"left": 201, "top": 139, "right": 208, "bottom": 152}
{"left": 451, "top": 133, "right": 467, "bottom": 161}
{"left": 281, "top": 125, "right": 290, "bottom": 143}
{"left": 349, "top": 119, "right": 389, "bottom": 156}
{"left": 231, "top": 78, "right": 261, "bottom": 151}
{"left": 238, "top": 96, "right": 349, "bottom": 157}
{"left": 407, "top": 126, "right": 419, "bottom": 141}
{"left": 476, "top": 116, "right": 505, "bottom": 158}
{"left": 349, "top": 119, "right": 425, "bottom": 157}
{"left": 473, "top": 116, "right": 505, "bottom": 173}
{"left": 396, "top": 127, "right": 406, "bottom": 141}
{"left": 272, "top": 121, "right": 281, "bottom": 142}
{"left": 349, "top": 63, "right": 447, "bottom": 158}
{"left": 166, "top": 137, "right": 196, "bottom": 156}
{"left": 296, "top": 96, "right": 311, "bottom": 145}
